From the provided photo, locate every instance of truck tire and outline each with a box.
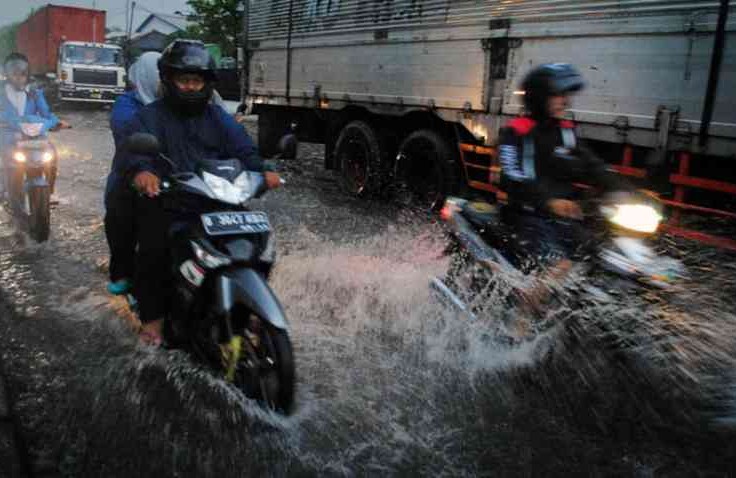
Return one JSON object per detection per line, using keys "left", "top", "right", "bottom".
{"left": 258, "top": 110, "right": 297, "bottom": 159}
{"left": 333, "top": 120, "right": 385, "bottom": 196}
{"left": 395, "top": 129, "right": 458, "bottom": 209}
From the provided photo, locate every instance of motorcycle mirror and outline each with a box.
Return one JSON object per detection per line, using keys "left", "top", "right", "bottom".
{"left": 126, "top": 133, "right": 161, "bottom": 156}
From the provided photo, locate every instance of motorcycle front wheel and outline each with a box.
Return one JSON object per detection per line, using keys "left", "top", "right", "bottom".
{"left": 236, "top": 323, "right": 296, "bottom": 415}
{"left": 28, "top": 186, "right": 51, "bottom": 242}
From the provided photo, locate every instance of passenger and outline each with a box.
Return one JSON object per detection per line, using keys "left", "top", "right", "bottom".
{"left": 0, "top": 52, "right": 69, "bottom": 198}
{"left": 105, "top": 51, "right": 161, "bottom": 296}
{"left": 499, "top": 63, "right": 631, "bottom": 308}
{"left": 116, "top": 40, "right": 281, "bottom": 345}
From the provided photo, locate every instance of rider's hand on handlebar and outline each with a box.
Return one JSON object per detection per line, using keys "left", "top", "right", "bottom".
{"left": 547, "top": 199, "right": 583, "bottom": 220}
{"left": 134, "top": 171, "right": 161, "bottom": 197}
{"left": 265, "top": 171, "right": 282, "bottom": 190}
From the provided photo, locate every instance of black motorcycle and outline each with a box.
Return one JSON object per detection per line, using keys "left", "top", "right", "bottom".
{"left": 126, "top": 133, "right": 295, "bottom": 414}
{"left": 1, "top": 122, "right": 57, "bottom": 242}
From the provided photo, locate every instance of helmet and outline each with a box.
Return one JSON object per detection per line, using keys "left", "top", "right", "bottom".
{"left": 521, "top": 63, "right": 585, "bottom": 119}
{"left": 158, "top": 40, "right": 217, "bottom": 116}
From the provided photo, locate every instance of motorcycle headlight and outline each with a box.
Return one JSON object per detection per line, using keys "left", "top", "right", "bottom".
{"left": 13, "top": 151, "right": 27, "bottom": 163}
{"left": 607, "top": 204, "right": 662, "bottom": 234}
{"left": 42, "top": 151, "right": 54, "bottom": 163}
{"left": 191, "top": 241, "right": 232, "bottom": 269}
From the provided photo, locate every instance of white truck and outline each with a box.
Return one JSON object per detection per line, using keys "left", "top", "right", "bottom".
{"left": 243, "top": 0, "right": 735, "bottom": 240}
{"left": 55, "top": 41, "right": 126, "bottom": 103}
{"left": 17, "top": 5, "right": 126, "bottom": 104}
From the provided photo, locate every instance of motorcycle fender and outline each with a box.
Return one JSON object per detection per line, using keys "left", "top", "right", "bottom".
{"left": 25, "top": 176, "right": 49, "bottom": 188}
{"left": 214, "top": 269, "right": 288, "bottom": 330}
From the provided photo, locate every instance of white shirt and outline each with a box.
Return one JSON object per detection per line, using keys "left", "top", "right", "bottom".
{"left": 5, "top": 84, "right": 28, "bottom": 117}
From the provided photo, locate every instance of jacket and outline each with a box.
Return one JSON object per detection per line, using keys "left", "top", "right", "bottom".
{"left": 499, "top": 117, "right": 629, "bottom": 213}
{"left": 116, "top": 100, "right": 264, "bottom": 181}
{"left": 0, "top": 83, "right": 59, "bottom": 147}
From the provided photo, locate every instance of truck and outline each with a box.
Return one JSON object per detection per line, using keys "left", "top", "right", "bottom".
{"left": 16, "top": 5, "right": 126, "bottom": 104}
{"left": 243, "top": 0, "right": 736, "bottom": 247}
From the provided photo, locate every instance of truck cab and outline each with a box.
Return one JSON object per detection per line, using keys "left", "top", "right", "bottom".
{"left": 56, "top": 41, "right": 125, "bottom": 103}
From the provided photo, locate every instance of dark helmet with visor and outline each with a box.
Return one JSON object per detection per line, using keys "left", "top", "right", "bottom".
{"left": 521, "top": 63, "right": 585, "bottom": 119}
{"left": 158, "top": 40, "right": 217, "bottom": 116}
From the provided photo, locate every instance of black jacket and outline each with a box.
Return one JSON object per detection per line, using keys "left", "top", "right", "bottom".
{"left": 499, "top": 117, "right": 629, "bottom": 212}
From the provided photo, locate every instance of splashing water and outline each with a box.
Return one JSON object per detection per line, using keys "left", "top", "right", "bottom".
{"left": 51, "top": 226, "right": 736, "bottom": 476}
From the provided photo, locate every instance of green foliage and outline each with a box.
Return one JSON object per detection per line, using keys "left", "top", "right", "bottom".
{"left": 0, "top": 22, "right": 20, "bottom": 64}
{"left": 184, "top": 0, "right": 242, "bottom": 57}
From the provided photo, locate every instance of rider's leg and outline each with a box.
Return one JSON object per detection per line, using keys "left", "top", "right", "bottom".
{"left": 514, "top": 215, "right": 581, "bottom": 312}
{"left": 104, "top": 177, "right": 136, "bottom": 293}
{"left": 133, "top": 195, "right": 170, "bottom": 344}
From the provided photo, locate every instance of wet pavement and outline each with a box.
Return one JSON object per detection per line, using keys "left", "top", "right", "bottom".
{"left": 0, "top": 107, "right": 735, "bottom": 477}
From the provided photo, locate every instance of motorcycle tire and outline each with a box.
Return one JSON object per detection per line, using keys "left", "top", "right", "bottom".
{"left": 28, "top": 187, "right": 51, "bottom": 242}
{"left": 260, "top": 326, "right": 296, "bottom": 414}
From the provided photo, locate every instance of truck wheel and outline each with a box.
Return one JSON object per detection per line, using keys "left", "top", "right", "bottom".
{"left": 334, "top": 120, "right": 385, "bottom": 196}
{"left": 258, "top": 110, "right": 297, "bottom": 159}
{"left": 395, "top": 129, "right": 458, "bottom": 209}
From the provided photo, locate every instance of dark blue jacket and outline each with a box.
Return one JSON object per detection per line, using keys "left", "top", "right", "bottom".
{"left": 0, "top": 83, "right": 59, "bottom": 148}
{"left": 110, "top": 91, "right": 143, "bottom": 148}
{"left": 115, "top": 100, "right": 263, "bottom": 182}
{"left": 106, "top": 91, "right": 144, "bottom": 199}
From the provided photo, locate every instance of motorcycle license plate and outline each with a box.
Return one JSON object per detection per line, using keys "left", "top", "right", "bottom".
{"left": 201, "top": 211, "right": 270, "bottom": 236}
{"left": 16, "top": 140, "right": 48, "bottom": 149}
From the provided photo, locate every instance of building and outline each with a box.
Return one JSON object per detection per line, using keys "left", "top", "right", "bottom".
{"left": 135, "top": 13, "right": 189, "bottom": 36}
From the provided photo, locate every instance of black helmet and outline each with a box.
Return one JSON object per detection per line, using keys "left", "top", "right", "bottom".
{"left": 521, "top": 63, "right": 585, "bottom": 119}
{"left": 158, "top": 39, "right": 217, "bottom": 116}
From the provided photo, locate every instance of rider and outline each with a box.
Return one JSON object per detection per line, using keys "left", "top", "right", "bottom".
{"left": 0, "top": 53, "right": 68, "bottom": 198}
{"left": 499, "top": 63, "right": 631, "bottom": 305}
{"left": 105, "top": 51, "right": 161, "bottom": 296}
{"left": 117, "top": 40, "right": 281, "bottom": 345}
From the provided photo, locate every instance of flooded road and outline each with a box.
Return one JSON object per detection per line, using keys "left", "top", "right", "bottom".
{"left": 1, "top": 108, "right": 735, "bottom": 477}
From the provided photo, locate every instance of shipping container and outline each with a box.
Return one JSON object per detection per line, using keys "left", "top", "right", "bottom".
{"left": 16, "top": 5, "right": 106, "bottom": 76}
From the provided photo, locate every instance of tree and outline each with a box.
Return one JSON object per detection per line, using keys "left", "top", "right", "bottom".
{"left": 0, "top": 22, "right": 20, "bottom": 64}
{"left": 183, "top": 0, "right": 242, "bottom": 57}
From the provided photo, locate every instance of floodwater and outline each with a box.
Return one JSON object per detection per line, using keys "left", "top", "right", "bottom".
{"left": 0, "top": 109, "right": 735, "bottom": 477}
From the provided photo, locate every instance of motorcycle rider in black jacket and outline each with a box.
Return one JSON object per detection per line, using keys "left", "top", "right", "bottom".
{"left": 118, "top": 40, "right": 281, "bottom": 345}
{"left": 498, "top": 64, "right": 632, "bottom": 308}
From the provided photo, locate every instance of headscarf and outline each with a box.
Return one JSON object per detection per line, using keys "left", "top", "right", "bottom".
{"left": 128, "top": 51, "right": 161, "bottom": 105}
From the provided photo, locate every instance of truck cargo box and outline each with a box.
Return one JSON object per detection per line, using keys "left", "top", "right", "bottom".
{"left": 246, "top": 0, "right": 735, "bottom": 158}
{"left": 16, "top": 5, "right": 106, "bottom": 76}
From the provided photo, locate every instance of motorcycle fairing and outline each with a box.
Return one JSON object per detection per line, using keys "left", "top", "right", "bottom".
{"left": 213, "top": 270, "right": 288, "bottom": 330}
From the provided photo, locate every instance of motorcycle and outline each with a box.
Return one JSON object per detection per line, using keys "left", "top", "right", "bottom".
{"left": 1, "top": 122, "right": 57, "bottom": 242}
{"left": 431, "top": 192, "right": 685, "bottom": 324}
{"left": 126, "top": 133, "right": 295, "bottom": 414}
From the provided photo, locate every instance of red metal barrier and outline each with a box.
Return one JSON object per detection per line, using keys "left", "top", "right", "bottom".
{"left": 613, "top": 147, "right": 736, "bottom": 251}
{"left": 461, "top": 140, "right": 736, "bottom": 250}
